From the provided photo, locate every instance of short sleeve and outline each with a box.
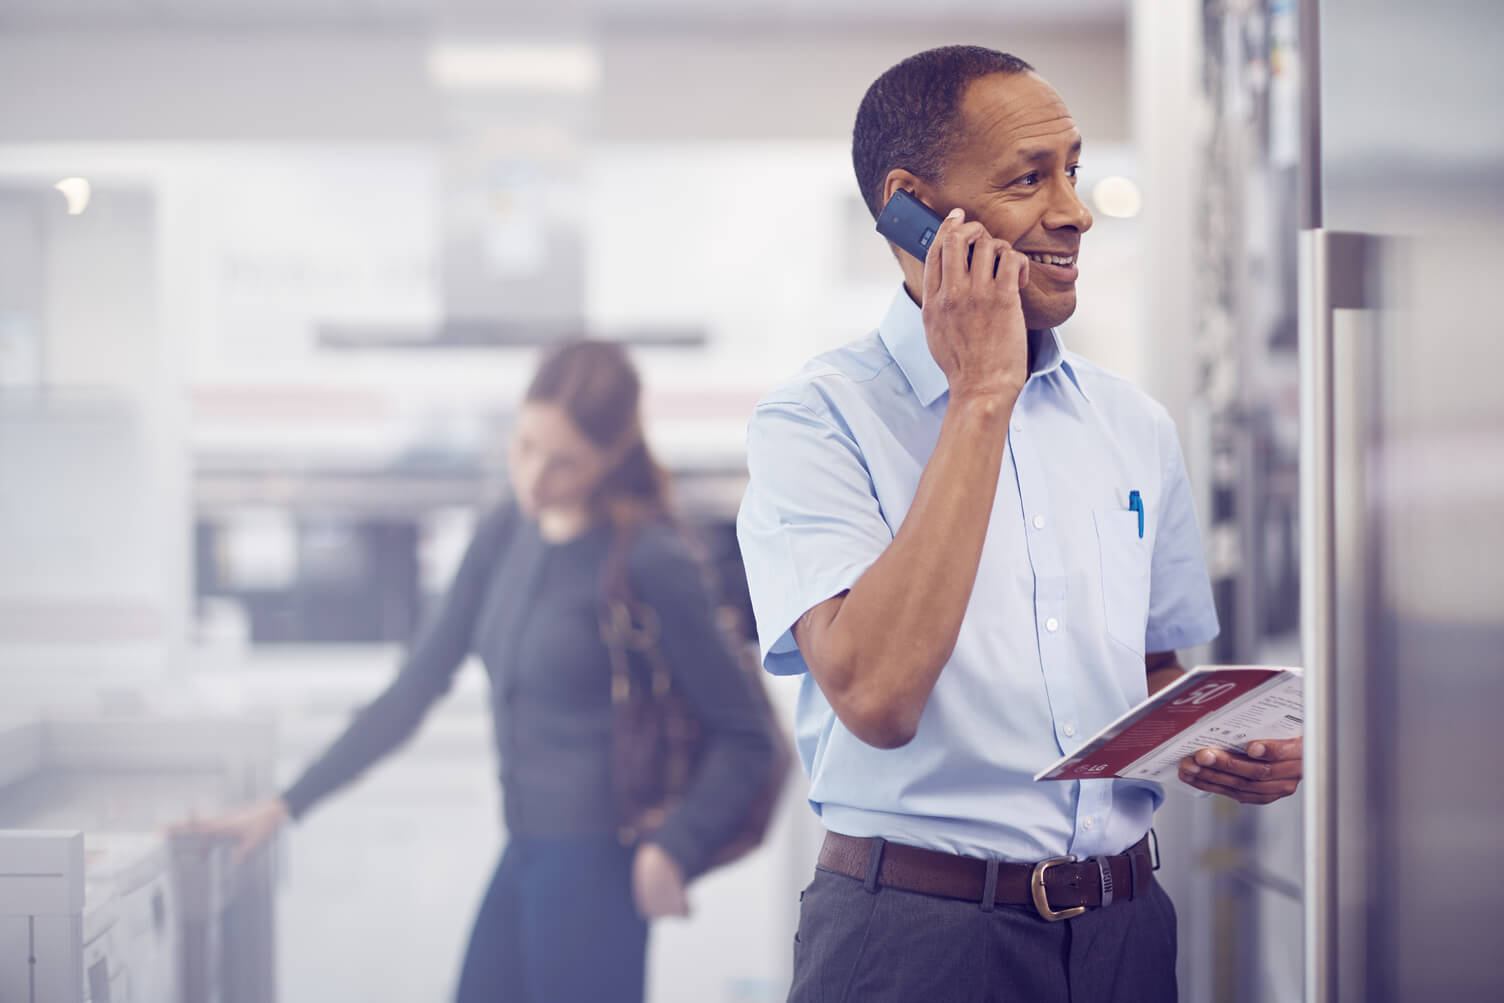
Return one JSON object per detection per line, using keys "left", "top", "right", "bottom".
{"left": 735, "top": 399, "right": 894, "bottom": 675}
{"left": 1144, "top": 415, "right": 1221, "bottom": 653}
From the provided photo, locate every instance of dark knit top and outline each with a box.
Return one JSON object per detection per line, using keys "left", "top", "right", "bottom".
{"left": 282, "top": 504, "right": 776, "bottom": 877}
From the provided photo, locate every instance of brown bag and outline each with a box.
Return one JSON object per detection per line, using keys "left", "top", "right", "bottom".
{"left": 598, "top": 526, "right": 794, "bottom": 877}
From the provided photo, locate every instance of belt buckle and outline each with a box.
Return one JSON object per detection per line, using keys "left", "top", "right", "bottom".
{"left": 1030, "top": 855, "right": 1088, "bottom": 922}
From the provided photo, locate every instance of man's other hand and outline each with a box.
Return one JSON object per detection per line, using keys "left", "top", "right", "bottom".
{"left": 1177, "top": 737, "right": 1302, "bottom": 805}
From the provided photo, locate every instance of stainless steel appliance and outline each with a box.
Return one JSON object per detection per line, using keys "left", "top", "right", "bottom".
{"left": 1299, "top": 1, "right": 1504, "bottom": 999}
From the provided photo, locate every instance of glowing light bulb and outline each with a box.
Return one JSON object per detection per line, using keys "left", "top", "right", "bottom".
{"left": 1091, "top": 176, "right": 1142, "bottom": 219}
{"left": 54, "top": 177, "right": 91, "bottom": 215}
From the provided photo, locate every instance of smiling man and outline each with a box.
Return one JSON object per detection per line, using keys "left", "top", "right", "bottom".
{"left": 736, "top": 46, "right": 1301, "bottom": 1001}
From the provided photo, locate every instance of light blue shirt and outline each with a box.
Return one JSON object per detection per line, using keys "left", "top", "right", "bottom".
{"left": 736, "top": 287, "right": 1220, "bottom": 862}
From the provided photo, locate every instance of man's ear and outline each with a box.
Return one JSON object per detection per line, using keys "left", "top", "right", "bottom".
{"left": 881, "top": 169, "right": 936, "bottom": 213}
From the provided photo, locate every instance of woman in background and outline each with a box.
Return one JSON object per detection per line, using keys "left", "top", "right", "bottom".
{"left": 191, "top": 340, "right": 776, "bottom": 1003}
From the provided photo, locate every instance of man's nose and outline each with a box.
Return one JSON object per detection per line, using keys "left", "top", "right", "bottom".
{"left": 1046, "top": 178, "right": 1093, "bottom": 233}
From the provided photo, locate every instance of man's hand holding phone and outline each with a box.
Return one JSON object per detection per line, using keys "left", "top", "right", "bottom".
{"left": 920, "top": 207, "right": 1031, "bottom": 407}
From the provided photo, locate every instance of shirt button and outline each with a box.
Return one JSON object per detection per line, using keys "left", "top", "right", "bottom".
{"left": 1083, "top": 816, "right": 1095, "bottom": 830}
{"left": 1032, "top": 515, "right": 1046, "bottom": 530}
{"left": 1045, "top": 617, "right": 1060, "bottom": 633}
{"left": 1063, "top": 723, "right": 1077, "bottom": 737}
{"left": 1012, "top": 422, "right": 1022, "bottom": 433}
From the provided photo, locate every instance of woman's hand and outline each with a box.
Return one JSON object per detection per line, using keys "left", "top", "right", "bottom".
{"left": 631, "top": 842, "right": 689, "bottom": 919}
{"left": 169, "top": 797, "right": 289, "bottom": 867}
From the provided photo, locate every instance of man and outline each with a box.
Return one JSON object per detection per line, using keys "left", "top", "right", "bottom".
{"left": 735, "top": 46, "right": 1302, "bottom": 1001}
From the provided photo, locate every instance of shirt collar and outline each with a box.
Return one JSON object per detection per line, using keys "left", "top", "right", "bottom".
{"left": 876, "top": 285, "right": 1091, "bottom": 407}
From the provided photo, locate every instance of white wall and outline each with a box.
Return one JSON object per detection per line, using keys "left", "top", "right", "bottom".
{"left": 600, "top": 23, "right": 1129, "bottom": 143}
{"left": 0, "top": 22, "right": 1127, "bottom": 145}
{"left": 0, "top": 30, "right": 441, "bottom": 142}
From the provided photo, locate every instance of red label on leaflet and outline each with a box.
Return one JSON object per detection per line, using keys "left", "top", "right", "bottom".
{"left": 1037, "top": 668, "right": 1286, "bottom": 780}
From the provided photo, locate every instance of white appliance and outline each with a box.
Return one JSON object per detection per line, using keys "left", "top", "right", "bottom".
{"left": 0, "top": 718, "right": 277, "bottom": 1003}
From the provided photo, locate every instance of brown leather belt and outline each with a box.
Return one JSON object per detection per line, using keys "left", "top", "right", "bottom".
{"left": 817, "top": 831, "right": 1158, "bottom": 921}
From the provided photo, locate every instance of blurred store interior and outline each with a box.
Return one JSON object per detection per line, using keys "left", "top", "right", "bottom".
{"left": 2, "top": 0, "right": 1501, "bottom": 1001}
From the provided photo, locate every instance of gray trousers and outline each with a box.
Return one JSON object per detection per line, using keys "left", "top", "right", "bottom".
{"left": 788, "top": 863, "right": 1178, "bottom": 1003}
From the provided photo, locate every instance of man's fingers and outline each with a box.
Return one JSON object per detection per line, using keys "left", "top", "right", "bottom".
{"left": 1188, "top": 748, "right": 1302, "bottom": 781}
{"left": 923, "top": 207, "right": 964, "bottom": 302}
{"left": 939, "top": 219, "right": 991, "bottom": 292}
{"left": 1179, "top": 743, "right": 1304, "bottom": 802}
{"left": 976, "top": 239, "right": 1005, "bottom": 288}
{"left": 1181, "top": 763, "right": 1299, "bottom": 795}
{"left": 1179, "top": 763, "right": 1300, "bottom": 804}
{"left": 1247, "top": 737, "right": 1303, "bottom": 761}
{"left": 980, "top": 246, "right": 1004, "bottom": 284}
{"left": 990, "top": 245, "right": 1027, "bottom": 295}
{"left": 1179, "top": 771, "right": 1291, "bottom": 805}
{"left": 973, "top": 239, "right": 1012, "bottom": 288}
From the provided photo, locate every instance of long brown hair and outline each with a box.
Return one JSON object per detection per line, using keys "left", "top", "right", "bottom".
{"left": 524, "top": 340, "right": 672, "bottom": 526}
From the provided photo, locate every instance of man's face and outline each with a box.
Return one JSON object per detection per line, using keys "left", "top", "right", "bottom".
{"left": 919, "top": 71, "right": 1093, "bottom": 330}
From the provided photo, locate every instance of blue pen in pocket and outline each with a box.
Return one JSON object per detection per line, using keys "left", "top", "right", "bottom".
{"left": 1128, "top": 490, "right": 1144, "bottom": 538}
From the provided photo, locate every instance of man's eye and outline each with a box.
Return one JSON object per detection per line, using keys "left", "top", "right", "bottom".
{"left": 1017, "top": 172, "right": 1040, "bottom": 187}
{"left": 1067, "top": 164, "right": 1081, "bottom": 183}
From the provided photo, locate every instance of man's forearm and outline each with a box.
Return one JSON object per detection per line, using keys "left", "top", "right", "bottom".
{"left": 1146, "top": 652, "right": 1187, "bottom": 695}
{"left": 807, "top": 392, "right": 1015, "bottom": 745}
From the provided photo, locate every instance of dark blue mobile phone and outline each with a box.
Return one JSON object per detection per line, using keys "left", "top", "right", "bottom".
{"left": 875, "top": 189, "right": 945, "bottom": 263}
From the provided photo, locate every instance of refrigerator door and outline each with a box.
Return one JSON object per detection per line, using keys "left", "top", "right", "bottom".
{"left": 1303, "top": 2, "right": 1504, "bottom": 1001}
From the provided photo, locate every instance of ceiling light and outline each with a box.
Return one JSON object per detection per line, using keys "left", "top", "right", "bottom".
{"left": 427, "top": 42, "right": 601, "bottom": 93}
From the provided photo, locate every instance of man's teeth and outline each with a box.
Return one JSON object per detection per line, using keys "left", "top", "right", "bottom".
{"left": 1026, "top": 253, "right": 1076, "bottom": 266}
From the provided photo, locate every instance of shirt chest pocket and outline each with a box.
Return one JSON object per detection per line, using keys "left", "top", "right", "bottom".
{"left": 1093, "top": 508, "right": 1151, "bottom": 655}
